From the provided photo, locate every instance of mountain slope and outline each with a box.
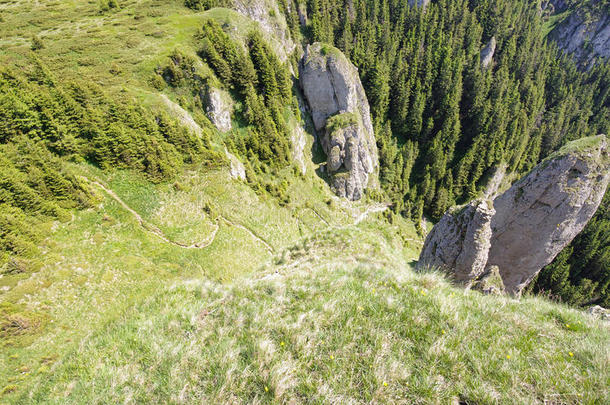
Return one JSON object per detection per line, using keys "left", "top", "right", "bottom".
{"left": 0, "top": 1, "right": 609, "bottom": 403}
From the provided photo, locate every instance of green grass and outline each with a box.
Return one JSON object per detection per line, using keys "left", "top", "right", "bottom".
{"left": 10, "top": 259, "right": 610, "bottom": 403}
{"left": 1, "top": 1, "right": 609, "bottom": 403}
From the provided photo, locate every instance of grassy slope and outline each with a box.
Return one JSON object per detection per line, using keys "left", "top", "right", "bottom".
{"left": 0, "top": 1, "right": 609, "bottom": 403}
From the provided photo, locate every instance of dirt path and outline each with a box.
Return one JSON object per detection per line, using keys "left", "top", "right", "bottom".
{"left": 92, "top": 180, "right": 220, "bottom": 249}
{"left": 90, "top": 177, "right": 391, "bottom": 255}
{"left": 218, "top": 215, "right": 274, "bottom": 253}
{"left": 91, "top": 179, "right": 275, "bottom": 252}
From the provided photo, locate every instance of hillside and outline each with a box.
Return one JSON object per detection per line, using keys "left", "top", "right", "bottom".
{"left": 0, "top": 0, "right": 609, "bottom": 403}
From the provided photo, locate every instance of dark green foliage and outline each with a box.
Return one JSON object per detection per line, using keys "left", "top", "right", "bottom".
{"left": 30, "top": 35, "right": 44, "bottom": 51}
{"left": 0, "top": 56, "right": 223, "bottom": 266}
{"left": 0, "top": 139, "right": 93, "bottom": 264}
{"left": 304, "top": 0, "right": 608, "bottom": 219}
{"left": 184, "top": 0, "right": 227, "bottom": 11}
{"left": 198, "top": 19, "right": 293, "bottom": 168}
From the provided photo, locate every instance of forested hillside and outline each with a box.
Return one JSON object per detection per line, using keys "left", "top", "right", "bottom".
{"left": 291, "top": 0, "right": 609, "bottom": 305}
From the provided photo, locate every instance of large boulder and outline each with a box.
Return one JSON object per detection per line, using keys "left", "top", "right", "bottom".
{"left": 418, "top": 199, "right": 495, "bottom": 284}
{"left": 419, "top": 135, "right": 610, "bottom": 295}
{"left": 487, "top": 135, "right": 610, "bottom": 294}
{"left": 299, "top": 43, "right": 378, "bottom": 200}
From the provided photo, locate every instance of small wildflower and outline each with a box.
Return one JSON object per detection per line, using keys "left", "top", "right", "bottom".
{"left": 330, "top": 355, "right": 334, "bottom": 360}
{"left": 372, "top": 288, "right": 376, "bottom": 293}
{"left": 441, "top": 330, "right": 446, "bottom": 334}
{"left": 569, "top": 352, "right": 574, "bottom": 357}
{"left": 566, "top": 324, "right": 570, "bottom": 328}
{"left": 357, "top": 306, "right": 364, "bottom": 311}
{"left": 264, "top": 386, "right": 269, "bottom": 392}
{"left": 383, "top": 381, "right": 388, "bottom": 387}
{"left": 506, "top": 355, "right": 511, "bottom": 359}
{"left": 280, "top": 341, "right": 285, "bottom": 346}
{"left": 421, "top": 290, "right": 426, "bottom": 295}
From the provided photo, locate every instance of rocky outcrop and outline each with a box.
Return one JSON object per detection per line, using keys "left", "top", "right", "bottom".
{"left": 299, "top": 43, "right": 378, "bottom": 200}
{"left": 419, "top": 135, "right": 610, "bottom": 295}
{"left": 546, "top": 0, "right": 610, "bottom": 69}
{"left": 291, "top": 124, "right": 307, "bottom": 175}
{"left": 487, "top": 135, "right": 610, "bottom": 294}
{"left": 160, "top": 94, "right": 204, "bottom": 137}
{"left": 408, "top": 0, "right": 430, "bottom": 8}
{"left": 418, "top": 199, "right": 495, "bottom": 284}
{"left": 233, "top": 0, "right": 295, "bottom": 61}
{"left": 480, "top": 36, "right": 496, "bottom": 69}
{"left": 202, "top": 87, "right": 232, "bottom": 133}
{"left": 224, "top": 148, "right": 246, "bottom": 180}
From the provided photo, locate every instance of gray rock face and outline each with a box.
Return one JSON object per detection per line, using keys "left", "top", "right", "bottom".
{"left": 419, "top": 135, "right": 610, "bottom": 295}
{"left": 419, "top": 199, "right": 495, "bottom": 284}
{"left": 471, "top": 266, "right": 505, "bottom": 296}
{"left": 299, "top": 43, "right": 378, "bottom": 200}
{"left": 203, "top": 87, "right": 232, "bottom": 133}
{"left": 408, "top": 0, "right": 430, "bottom": 8}
{"left": 547, "top": 0, "right": 610, "bottom": 68}
{"left": 233, "top": 0, "right": 295, "bottom": 61}
{"left": 487, "top": 135, "right": 610, "bottom": 294}
{"left": 480, "top": 36, "right": 496, "bottom": 69}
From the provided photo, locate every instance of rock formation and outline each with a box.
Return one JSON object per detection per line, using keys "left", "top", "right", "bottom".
{"left": 299, "top": 43, "right": 378, "bottom": 200}
{"left": 418, "top": 199, "right": 495, "bottom": 284}
{"left": 408, "top": 0, "right": 430, "bottom": 8}
{"left": 480, "top": 36, "right": 496, "bottom": 69}
{"left": 202, "top": 87, "right": 232, "bottom": 133}
{"left": 545, "top": 0, "right": 609, "bottom": 68}
{"left": 419, "top": 135, "right": 610, "bottom": 295}
{"left": 233, "top": 0, "right": 295, "bottom": 62}
{"left": 487, "top": 135, "right": 610, "bottom": 294}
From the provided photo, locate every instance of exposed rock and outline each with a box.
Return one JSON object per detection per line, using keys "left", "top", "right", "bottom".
{"left": 224, "top": 148, "right": 246, "bottom": 180}
{"left": 586, "top": 305, "right": 610, "bottom": 322}
{"left": 297, "top": 3, "right": 308, "bottom": 26}
{"left": 159, "top": 94, "right": 203, "bottom": 137}
{"left": 471, "top": 266, "right": 505, "bottom": 295}
{"left": 299, "top": 43, "right": 378, "bottom": 200}
{"left": 408, "top": 0, "right": 430, "bottom": 8}
{"left": 546, "top": 0, "right": 610, "bottom": 69}
{"left": 291, "top": 124, "right": 307, "bottom": 175}
{"left": 480, "top": 36, "right": 496, "bottom": 69}
{"left": 202, "top": 87, "right": 232, "bottom": 133}
{"left": 233, "top": 0, "right": 295, "bottom": 61}
{"left": 420, "top": 135, "right": 610, "bottom": 295}
{"left": 488, "top": 135, "right": 610, "bottom": 295}
{"left": 418, "top": 199, "right": 495, "bottom": 284}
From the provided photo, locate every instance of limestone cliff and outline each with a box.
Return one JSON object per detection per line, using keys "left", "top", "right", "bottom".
{"left": 232, "top": 0, "right": 295, "bottom": 61}
{"left": 544, "top": 0, "right": 609, "bottom": 68}
{"left": 419, "top": 135, "right": 610, "bottom": 295}
{"left": 299, "top": 43, "right": 379, "bottom": 200}
{"left": 487, "top": 135, "right": 610, "bottom": 294}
